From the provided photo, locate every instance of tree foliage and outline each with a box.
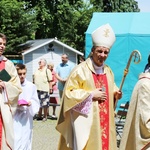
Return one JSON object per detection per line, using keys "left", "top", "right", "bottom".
{"left": 0, "top": 0, "right": 38, "bottom": 54}
{"left": 0, "top": 0, "right": 140, "bottom": 55}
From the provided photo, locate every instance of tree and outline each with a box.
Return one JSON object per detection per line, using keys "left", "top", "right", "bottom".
{"left": 0, "top": 0, "right": 38, "bottom": 54}
{"left": 18, "top": 0, "right": 59, "bottom": 39}
{"left": 0, "top": 0, "right": 140, "bottom": 55}
{"left": 55, "top": 1, "right": 92, "bottom": 51}
{"left": 19, "top": 0, "right": 139, "bottom": 54}
{"left": 19, "top": 0, "right": 95, "bottom": 52}
{"left": 90, "top": 0, "right": 140, "bottom": 12}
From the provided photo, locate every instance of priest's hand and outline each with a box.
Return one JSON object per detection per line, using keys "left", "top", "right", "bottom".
{"left": 114, "top": 91, "right": 122, "bottom": 100}
{"left": 92, "top": 88, "right": 107, "bottom": 102}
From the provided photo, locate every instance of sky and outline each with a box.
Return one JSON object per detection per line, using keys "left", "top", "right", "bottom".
{"left": 136, "top": 0, "right": 150, "bottom": 12}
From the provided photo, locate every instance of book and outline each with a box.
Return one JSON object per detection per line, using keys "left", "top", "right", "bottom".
{"left": 18, "top": 99, "right": 28, "bottom": 105}
{"left": 0, "top": 69, "right": 11, "bottom": 81}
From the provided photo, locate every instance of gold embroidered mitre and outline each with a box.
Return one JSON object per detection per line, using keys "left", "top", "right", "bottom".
{"left": 92, "top": 24, "right": 116, "bottom": 49}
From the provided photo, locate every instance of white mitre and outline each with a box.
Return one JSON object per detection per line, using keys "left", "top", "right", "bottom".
{"left": 92, "top": 24, "right": 116, "bottom": 49}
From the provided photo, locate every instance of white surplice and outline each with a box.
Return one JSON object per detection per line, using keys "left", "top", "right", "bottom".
{"left": 13, "top": 79, "right": 40, "bottom": 150}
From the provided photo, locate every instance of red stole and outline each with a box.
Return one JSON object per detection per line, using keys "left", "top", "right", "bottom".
{"left": 0, "top": 61, "right": 5, "bottom": 70}
{"left": 92, "top": 73, "right": 109, "bottom": 150}
{"left": 0, "top": 60, "right": 5, "bottom": 149}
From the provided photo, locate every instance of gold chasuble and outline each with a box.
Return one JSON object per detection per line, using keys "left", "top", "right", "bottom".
{"left": 93, "top": 73, "right": 109, "bottom": 150}
{"left": 0, "top": 57, "right": 22, "bottom": 150}
{"left": 56, "top": 58, "right": 118, "bottom": 150}
{"left": 119, "top": 73, "right": 150, "bottom": 150}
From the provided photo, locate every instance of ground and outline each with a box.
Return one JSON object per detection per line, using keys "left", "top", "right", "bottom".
{"left": 32, "top": 106, "right": 123, "bottom": 150}
{"left": 32, "top": 107, "right": 60, "bottom": 150}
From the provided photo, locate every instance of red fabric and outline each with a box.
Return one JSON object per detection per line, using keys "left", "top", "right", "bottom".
{"left": 0, "top": 114, "right": 3, "bottom": 150}
{"left": 0, "top": 61, "right": 5, "bottom": 71}
{"left": 50, "top": 97, "right": 58, "bottom": 104}
{"left": 0, "top": 61, "right": 12, "bottom": 149}
{"left": 49, "top": 69, "right": 58, "bottom": 104}
{"left": 0, "top": 61, "right": 5, "bottom": 149}
{"left": 92, "top": 73, "right": 109, "bottom": 150}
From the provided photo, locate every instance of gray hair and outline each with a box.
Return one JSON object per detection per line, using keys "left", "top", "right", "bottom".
{"left": 40, "top": 58, "right": 47, "bottom": 65}
{"left": 62, "top": 53, "right": 69, "bottom": 58}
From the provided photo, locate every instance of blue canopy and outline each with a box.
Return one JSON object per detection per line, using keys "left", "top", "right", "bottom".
{"left": 85, "top": 12, "right": 150, "bottom": 110}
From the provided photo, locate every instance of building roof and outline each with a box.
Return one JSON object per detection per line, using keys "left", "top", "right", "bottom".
{"left": 22, "top": 38, "right": 83, "bottom": 56}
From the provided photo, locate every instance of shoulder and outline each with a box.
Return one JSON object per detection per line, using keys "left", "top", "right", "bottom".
{"left": 69, "top": 61, "right": 89, "bottom": 75}
{"left": 69, "top": 63, "right": 75, "bottom": 69}
{"left": 46, "top": 69, "right": 52, "bottom": 74}
{"left": 57, "top": 63, "right": 62, "bottom": 67}
{"left": 26, "top": 79, "right": 34, "bottom": 86}
{"left": 26, "top": 80, "right": 37, "bottom": 89}
{"left": 79, "top": 60, "right": 88, "bottom": 67}
{"left": 138, "top": 73, "right": 150, "bottom": 86}
{"left": 34, "top": 69, "right": 40, "bottom": 74}
{"left": 52, "top": 70, "right": 56, "bottom": 75}
{"left": 104, "top": 64, "right": 113, "bottom": 73}
{"left": 68, "top": 62, "right": 73, "bottom": 66}
{"left": 5, "top": 58, "right": 15, "bottom": 66}
{"left": 56, "top": 64, "right": 62, "bottom": 71}
{"left": 4, "top": 58, "right": 17, "bottom": 74}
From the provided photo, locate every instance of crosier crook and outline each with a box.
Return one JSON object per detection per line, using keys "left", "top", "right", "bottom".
{"left": 115, "top": 50, "right": 142, "bottom": 109}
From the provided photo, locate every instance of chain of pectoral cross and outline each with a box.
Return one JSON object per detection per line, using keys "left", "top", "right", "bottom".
{"left": 95, "top": 74, "right": 106, "bottom": 92}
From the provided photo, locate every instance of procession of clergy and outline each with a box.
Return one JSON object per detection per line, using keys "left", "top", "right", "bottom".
{"left": 1, "top": 22, "right": 150, "bottom": 150}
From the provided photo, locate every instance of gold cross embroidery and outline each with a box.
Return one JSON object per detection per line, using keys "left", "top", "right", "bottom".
{"left": 103, "top": 28, "right": 110, "bottom": 37}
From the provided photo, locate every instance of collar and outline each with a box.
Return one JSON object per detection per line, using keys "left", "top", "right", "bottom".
{"left": 60, "top": 62, "right": 68, "bottom": 67}
{"left": 38, "top": 66, "right": 47, "bottom": 71}
{"left": 0, "top": 56, "right": 7, "bottom": 62}
{"left": 86, "top": 58, "right": 104, "bottom": 74}
{"left": 92, "top": 59, "right": 104, "bottom": 74}
{"left": 21, "top": 79, "right": 27, "bottom": 86}
{"left": 139, "top": 72, "right": 150, "bottom": 80}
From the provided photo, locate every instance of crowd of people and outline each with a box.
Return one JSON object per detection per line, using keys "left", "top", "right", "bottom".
{"left": 0, "top": 32, "right": 76, "bottom": 149}
{"left": 1, "top": 22, "right": 150, "bottom": 150}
